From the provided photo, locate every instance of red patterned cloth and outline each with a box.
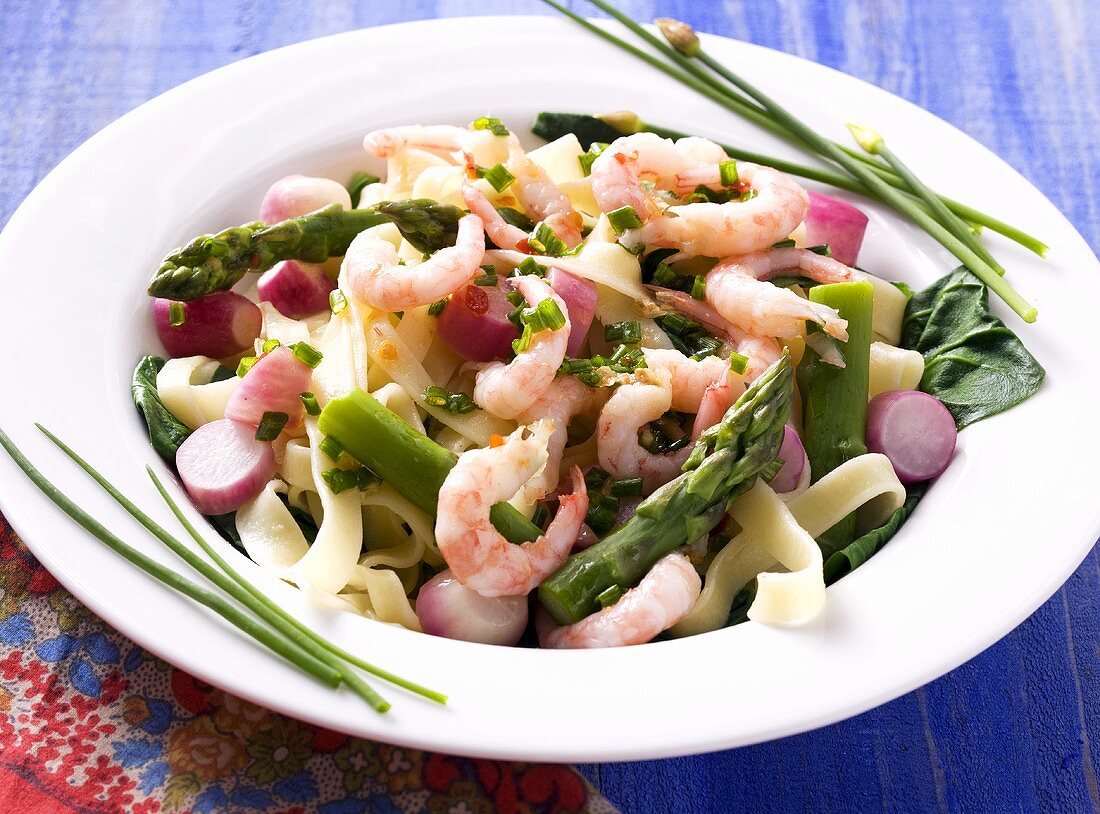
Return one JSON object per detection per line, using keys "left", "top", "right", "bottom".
{"left": 0, "top": 514, "right": 617, "bottom": 814}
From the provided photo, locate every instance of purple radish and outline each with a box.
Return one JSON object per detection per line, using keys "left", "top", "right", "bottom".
{"left": 153, "top": 292, "right": 262, "bottom": 359}
{"left": 176, "top": 419, "right": 276, "bottom": 515}
{"left": 416, "top": 569, "right": 529, "bottom": 646}
{"left": 225, "top": 346, "right": 314, "bottom": 429}
{"left": 260, "top": 174, "right": 352, "bottom": 223}
{"left": 257, "top": 260, "right": 335, "bottom": 319}
{"left": 547, "top": 267, "right": 597, "bottom": 356}
{"left": 804, "top": 191, "right": 869, "bottom": 267}
{"left": 436, "top": 281, "right": 520, "bottom": 362}
{"left": 867, "top": 390, "right": 957, "bottom": 484}
{"left": 770, "top": 425, "right": 807, "bottom": 493}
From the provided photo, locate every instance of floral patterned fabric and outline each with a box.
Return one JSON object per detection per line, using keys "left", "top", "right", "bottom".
{"left": 0, "top": 513, "right": 617, "bottom": 814}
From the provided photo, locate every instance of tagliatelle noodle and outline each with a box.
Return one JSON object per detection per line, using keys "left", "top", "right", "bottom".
{"left": 486, "top": 240, "right": 651, "bottom": 305}
{"left": 340, "top": 568, "right": 423, "bottom": 632}
{"left": 259, "top": 302, "right": 311, "bottom": 347}
{"left": 370, "top": 382, "right": 426, "bottom": 436}
{"left": 868, "top": 341, "right": 925, "bottom": 398}
{"left": 156, "top": 356, "right": 239, "bottom": 430}
{"left": 596, "top": 287, "right": 673, "bottom": 350}
{"left": 669, "top": 453, "right": 906, "bottom": 636}
{"left": 235, "top": 480, "right": 310, "bottom": 570}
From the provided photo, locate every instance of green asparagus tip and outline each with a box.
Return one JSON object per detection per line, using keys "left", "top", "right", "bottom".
{"left": 847, "top": 123, "right": 884, "bottom": 154}
{"left": 655, "top": 17, "right": 700, "bottom": 57}
{"left": 599, "top": 110, "right": 643, "bottom": 135}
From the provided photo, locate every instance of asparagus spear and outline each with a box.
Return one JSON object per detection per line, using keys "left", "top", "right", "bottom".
{"left": 318, "top": 389, "right": 543, "bottom": 545}
{"left": 797, "top": 281, "right": 874, "bottom": 557}
{"left": 538, "top": 353, "right": 793, "bottom": 626}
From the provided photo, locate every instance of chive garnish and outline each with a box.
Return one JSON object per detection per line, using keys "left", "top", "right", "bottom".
{"left": 290, "top": 341, "right": 323, "bottom": 369}
{"left": 329, "top": 288, "right": 349, "bottom": 314}
{"left": 477, "top": 163, "right": 516, "bottom": 193}
{"left": 168, "top": 301, "right": 186, "bottom": 327}
{"left": 607, "top": 205, "right": 644, "bottom": 234}
{"left": 255, "top": 411, "right": 289, "bottom": 442}
{"left": 300, "top": 392, "right": 321, "bottom": 416}
{"left": 236, "top": 356, "right": 258, "bottom": 377}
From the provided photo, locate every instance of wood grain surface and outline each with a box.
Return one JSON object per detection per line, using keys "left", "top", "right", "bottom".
{"left": 0, "top": 1, "right": 1096, "bottom": 811}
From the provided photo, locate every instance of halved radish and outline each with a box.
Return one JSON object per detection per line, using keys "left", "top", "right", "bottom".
{"left": 257, "top": 260, "right": 335, "bottom": 319}
{"left": 417, "top": 569, "right": 529, "bottom": 646}
{"left": 866, "top": 390, "right": 957, "bottom": 483}
{"left": 548, "top": 267, "right": 597, "bottom": 356}
{"left": 770, "top": 425, "right": 808, "bottom": 493}
{"left": 436, "top": 281, "right": 520, "bottom": 362}
{"left": 259, "top": 174, "right": 352, "bottom": 223}
{"left": 225, "top": 346, "right": 313, "bottom": 429}
{"left": 153, "top": 292, "right": 261, "bottom": 359}
{"left": 804, "top": 191, "right": 869, "bottom": 267}
{"left": 176, "top": 419, "right": 276, "bottom": 515}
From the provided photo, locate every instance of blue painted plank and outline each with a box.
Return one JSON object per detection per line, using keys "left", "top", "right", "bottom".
{"left": 0, "top": 2, "right": 1096, "bottom": 813}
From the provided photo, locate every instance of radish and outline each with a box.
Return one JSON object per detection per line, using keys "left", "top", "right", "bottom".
{"left": 257, "top": 260, "right": 335, "bottom": 319}
{"left": 225, "top": 346, "right": 313, "bottom": 429}
{"left": 416, "top": 569, "right": 529, "bottom": 646}
{"left": 153, "top": 292, "right": 261, "bottom": 359}
{"left": 804, "top": 191, "right": 869, "bottom": 267}
{"left": 770, "top": 425, "right": 808, "bottom": 493}
{"left": 259, "top": 174, "right": 352, "bottom": 223}
{"left": 867, "top": 390, "right": 957, "bottom": 484}
{"left": 436, "top": 281, "right": 520, "bottom": 362}
{"left": 547, "top": 267, "right": 597, "bottom": 356}
{"left": 175, "top": 419, "right": 276, "bottom": 515}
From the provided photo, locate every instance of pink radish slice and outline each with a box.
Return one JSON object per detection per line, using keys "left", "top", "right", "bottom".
{"left": 804, "top": 191, "right": 869, "bottom": 267}
{"left": 176, "top": 419, "right": 276, "bottom": 515}
{"left": 770, "top": 425, "right": 807, "bottom": 493}
{"left": 417, "top": 569, "right": 529, "bottom": 646}
{"left": 225, "top": 346, "right": 313, "bottom": 429}
{"left": 547, "top": 267, "right": 597, "bottom": 356}
{"left": 257, "top": 260, "right": 335, "bottom": 319}
{"left": 867, "top": 390, "right": 957, "bottom": 484}
{"left": 259, "top": 175, "right": 352, "bottom": 223}
{"left": 436, "top": 281, "right": 520, "bottom": 362}
{"left": 153, "top": 292, "right": 262, "bottom": 359}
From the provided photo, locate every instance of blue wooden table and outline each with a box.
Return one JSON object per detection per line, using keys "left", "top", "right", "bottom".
{"left": 1, "top": 1, "right": 1096, "bottom": 811}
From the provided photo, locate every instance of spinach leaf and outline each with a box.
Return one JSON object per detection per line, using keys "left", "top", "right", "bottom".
{"left": 206, "top": 512, "right": 242, "bottom": 548}
{"left": 131, "top": 356, "right": 191, "bottom": 463}
{"left": 900, "top": 268, "right": 1045, "bottom": 429}
{"left": 823, "top": 483, "right": 927, "bottom": 584}
{"left": 531, "top": 111, "right": 622, "bottom": 149}
{"left": 278, "top": 493, "right": 319, "bottom": 544}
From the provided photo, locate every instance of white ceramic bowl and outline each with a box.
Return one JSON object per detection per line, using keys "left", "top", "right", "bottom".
{"left": 0, "top": 17, "right": 1096, "bottom": 761}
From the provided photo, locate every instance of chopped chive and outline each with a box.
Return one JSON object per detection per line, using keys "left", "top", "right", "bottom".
{"left": 300, "top": 392, "right": 321, "bottom": 416}
{"left": 427, "top": 298, "right": 448, "bottom": 316}
{"left": 322, "top": 467, "right": 360, "bottom": 495}
{"left": 689, "top": 336, "right": 723, "bottom": 360}
{"left": 471, "top": 116, "right": 510, "bottom": 136}
{"left": 807, "top": 244, "right": 832, "bottom": 256}
{"left": 585, "top": 504, "right": 617, "bottom": 536}
{"left": 476, "top": 163, "right": 516, "bottom": 193}
{"left": 346, "top": 171, "right": 380, "bottom": 209}
{"left": 290, "top": 341, "right": 323, "bottom": 369}
{"left": 771, "top": 238, "right": 796, "bottom": 248}
{"left": 595, "top": 492, "right": 620, "bottom": 512}
{"left": 690, "top": 275, "right": 707, "bottom": 300}
{"left": 255, "top": 411, "right": 289, "bottom": 442}
{"left": 329, "top": 288, "right": 349, "bottom": 314}
{"left": 262, "top": 338, "right": 282, "bottom": 353}
{"left": 506, "top": 289, "right": 527, "bottom": 308}
{"left": 728, "top": 353, "right": 749, "bottom": 375}
{"left": 423, "top": 385, "right": 477, "bottom": 414}
{"left": 168, "top": 301, "right": 186, "bottom": 327}
{"left": 584, "top": 467, "right": 610, "bottom": 490}
{"left": 517, "top": 257, "right": 547, "bottom": 277}
{"left": 578, "top": 142, "right": 608, "bottom": 176}
{"left": 318, "top": 435, "right": 344, "bottom": 461}
{"left": 532, "top": 504, "right": 550, "bottom": 529}
{"left": 604, "top": 321, "right": 642, "bottom": 344}
{"left": 474, "top": 268, "right": 498, "bottom": 286}
{"left": 718, "top": 159, "right": 739, "bottom": 186}
{"left": 596, "top": 584, "right": 623, "bottom": 609}
{"left": 536, "top": 298, "right": 566, "bottom": 331}
{"left": 609, "top": 477, "right": 643, "bottom": 498}
{"left": 528, "top": 222, "right": 568, "bottom": 257}
{"left": 236, "top": 356, "right": 258, "bottom": 377}
{"left": 512, "top": 324, "right": 534, "bottom": 354}
{"left": 608, "top": 205, "right": 644, "bottom": 234}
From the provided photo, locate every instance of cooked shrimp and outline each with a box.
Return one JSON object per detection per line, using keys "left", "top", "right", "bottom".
{"left": 692, "top": 382, "right": 733, "bottom": 437}
{"left": 516, "top": 376, "right": 593, "bottom": 503}
{"left": 705, "top": 247, "right": 855, "bottom": 340}
{"left": 589, "top": 132, "right": 694, "bottom": 217}
{"left": 473, "top": 275, "right": 571, "bottom": 419}
{"left": 506, "top": 144, "right": 583, "bottom": 248}
{"left": 436, "top": 422, "right": 588, "bottom": 597}
{"left": 641, "top": 348, "right": 731, "bottom": 413}
{"left": 346, "top": 214, "right": 486, "bottom": 311}
{"left": 363, "top": 124, "right": 509, "bottom": 159}
{"left": 538, "top": 552, "right": 701, "bottom": 648}
{"left": 653, "top": 289, "right": 782, "bottom": 380}
{"left": 462, "top": 181, "right": 528, "bottom": 251}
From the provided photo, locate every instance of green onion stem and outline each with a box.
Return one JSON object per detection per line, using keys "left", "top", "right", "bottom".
{"left": 687, "top": 47, "right": 1037, "bottom": 321}
{"left": 0, "top": 426, "right": 340, "bottom": 690}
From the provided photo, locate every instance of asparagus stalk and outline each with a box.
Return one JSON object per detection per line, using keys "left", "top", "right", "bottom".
{"left": 318, "top": 389, "right": 543, "bottom": 545}
{"left": 848, "top": 123, "right": 1003, "bottom": 273}
{"left": 796, "top": 281, "right": 874, "bottom": 556}
{"left": 538, "top": 354, "right": 793, "bottom": 625}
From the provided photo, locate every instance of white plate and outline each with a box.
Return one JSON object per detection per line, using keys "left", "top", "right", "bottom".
{"left": 0, "top": 16, "right": 1096, "bottom": 762}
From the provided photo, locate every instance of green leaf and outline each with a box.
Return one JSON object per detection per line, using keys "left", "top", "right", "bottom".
{"left": 823, "top": 483, "right": 927, "bottom": 584}
{"left": 901, "top": 268, "right": 1045, "bottom": 429}
{"left": 131, "top": 356, "right": 191, "bottom": 463}
{"left": 531, "top": 111, "right": 624, "bottom": 148}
